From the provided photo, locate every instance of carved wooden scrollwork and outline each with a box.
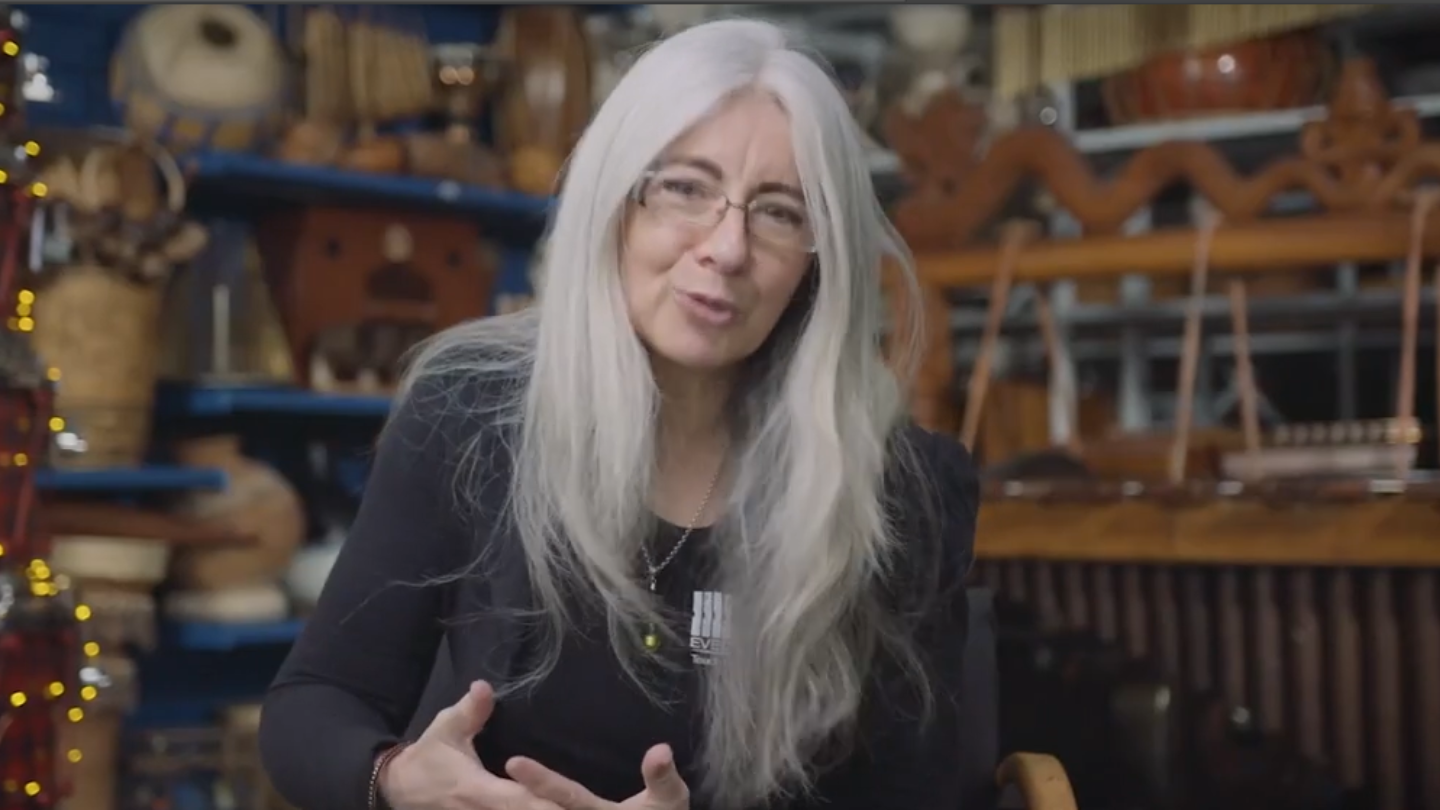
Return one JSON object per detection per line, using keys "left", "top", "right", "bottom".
{"left": 883, "top": 90, "right": 989, "bottom": 251}
{"left": 888, "top": 59, "right": 1440, "bottom": 252}
{"left": 886, "top": 56, "right": 1440, "bottom": 447}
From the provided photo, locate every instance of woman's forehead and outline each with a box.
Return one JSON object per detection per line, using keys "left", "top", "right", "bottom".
{"left": 658, "top": 93, "right": 799, "bottom": 186}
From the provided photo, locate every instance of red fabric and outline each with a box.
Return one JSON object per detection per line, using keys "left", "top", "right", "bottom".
{"left": 0, "top": 181, "right": 82, "bottom": 810}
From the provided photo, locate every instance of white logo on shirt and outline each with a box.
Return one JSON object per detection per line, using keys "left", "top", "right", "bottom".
{"left": 689, "top": 591, "right": 728, "bottom": 666}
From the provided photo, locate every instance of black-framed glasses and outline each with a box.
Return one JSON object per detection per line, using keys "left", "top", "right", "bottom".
{"left": 634, "top": 167, "right": 817, "bottom": 254}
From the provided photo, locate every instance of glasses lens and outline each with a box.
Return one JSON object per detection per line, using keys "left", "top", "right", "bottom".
{"left": 644, "top": 170, "right": 721, "bottom": 223}
{"left": 746, "top": 196, "right": 813, "bottom": 252}
{"left": 642, "top": 168, "right": 814, "bottom": 253}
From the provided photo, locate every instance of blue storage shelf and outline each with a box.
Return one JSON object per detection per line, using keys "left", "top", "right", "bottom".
{"left": 35, "top": 465, "right": 228, "bottom": 492}
{"left": 186, "top": 152, "right": 553, "bottom": 224}
{"left": 160, "top": 383, "right": 392, "bottom": 419}
{"left": 130, "top": 638, "right": 296, "bottom": 728}
{"left": 168, "top": 619, "right": 305, "bottom": 652}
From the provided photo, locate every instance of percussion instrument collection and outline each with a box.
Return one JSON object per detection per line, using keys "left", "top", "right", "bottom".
{"left": 6, "top": 3, "right": 1440, "bottom": 810}
{"left": 890, "top": 29, "right": 1440, "bottom": 810}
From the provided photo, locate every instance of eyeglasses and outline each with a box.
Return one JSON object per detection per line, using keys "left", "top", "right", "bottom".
{"left": 634, "top": 167, "right": 816, "bottom": 254}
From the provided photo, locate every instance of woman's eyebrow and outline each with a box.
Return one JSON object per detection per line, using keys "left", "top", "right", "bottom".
{"left": 657, "top": 155, "right": 723, "bottom": 178}
{"left": 753, "top": 181, "right": 804, "bottom": 202}
{"left": 659, "top": 155, "right": 804, "bottom": 201}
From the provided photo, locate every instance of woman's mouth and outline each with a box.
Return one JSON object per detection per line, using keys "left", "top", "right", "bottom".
{"left": 675, "top": 288, "right": 738, "bottom": 326}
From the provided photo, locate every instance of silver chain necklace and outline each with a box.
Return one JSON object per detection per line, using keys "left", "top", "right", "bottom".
{"left": 640, "top": 466, "right": 721, "bottom": 652}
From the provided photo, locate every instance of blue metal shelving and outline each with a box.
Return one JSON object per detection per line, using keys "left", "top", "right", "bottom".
{"left": 35, "top": 465, "right": 228, "bottom": 492}
{"left": 158, "top": 383, "right": 392, "bottom": 419}
{"left": 14, "top": 1, "right": 567, "bottom": 741}
{"left": 167, "top": 618, "right": 306, "bottom": 652}
{"left": 186, "top": 151, "right": 554, "bottom": 224}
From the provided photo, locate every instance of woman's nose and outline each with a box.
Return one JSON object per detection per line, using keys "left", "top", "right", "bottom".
{"left": 693, "top": 206, "right": 749, "bottom": 274}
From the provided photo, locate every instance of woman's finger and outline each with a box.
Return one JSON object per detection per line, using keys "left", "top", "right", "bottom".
{"left": 463, "top": 769, "right": 568, "bottom": 810}
{"left": 425, "top": 681, "right": 497, "bottom": 750}
{"left": 505, "top": 757, "right": 606, "bottom": 809}
{"left": 639, "top": 745, "right": 688, "bottom": 807}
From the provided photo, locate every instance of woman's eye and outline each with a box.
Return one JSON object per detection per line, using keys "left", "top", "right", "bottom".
{"left": 660, "top": 179, "right": 708, "bottom": 198}
{"left": 755, "top": 204, "right": 804, "bottom": 228}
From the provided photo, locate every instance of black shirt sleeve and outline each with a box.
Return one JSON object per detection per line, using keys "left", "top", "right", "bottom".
{"left": 259, "top": 377, "right": 471, "bottom": 810}
{"left": 845, "top": 426, "right": 979, "bottom": 810}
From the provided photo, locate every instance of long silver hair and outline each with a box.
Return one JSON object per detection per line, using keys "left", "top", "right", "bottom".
{"left": 402, "top": 17, "right": 927, "bottom": 810}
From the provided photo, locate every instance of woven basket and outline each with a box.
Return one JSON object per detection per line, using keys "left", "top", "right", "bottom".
{"left": 31, "top": 266, "right": 164, "bottom": 469}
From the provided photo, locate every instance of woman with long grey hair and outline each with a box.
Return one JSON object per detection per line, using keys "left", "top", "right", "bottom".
{"left": 259, "top": 16, "right": 977, "bottom": 810}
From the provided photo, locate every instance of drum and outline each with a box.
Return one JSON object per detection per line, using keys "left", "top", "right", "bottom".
{"left": 110, "top": 4, "right": 287, "bottom": 154}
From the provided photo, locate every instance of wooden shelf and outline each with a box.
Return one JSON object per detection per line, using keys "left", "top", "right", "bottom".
{"left": 977, "top": 499, "right": 1440, "bottom": 567}
{"left": 917, "top": 212, "right": 1440, "bottom": 288}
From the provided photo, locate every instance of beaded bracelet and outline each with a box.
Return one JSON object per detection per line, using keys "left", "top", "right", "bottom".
{"left": 368, "top": 741, "right": 413, "bottom": 810}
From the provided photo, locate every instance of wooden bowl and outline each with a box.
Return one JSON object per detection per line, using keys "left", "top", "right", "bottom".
{"left": 1102, "top": 32, "right": 1331, "bottom": 126}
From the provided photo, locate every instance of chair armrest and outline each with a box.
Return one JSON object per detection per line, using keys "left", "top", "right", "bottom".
{"left": 995, "top": 752, "right": 1079, "bottom": 810}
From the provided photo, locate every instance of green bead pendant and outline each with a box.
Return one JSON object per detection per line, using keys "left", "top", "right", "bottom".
{"left": 643, "top": 629, "right": 661, "bottom": 652}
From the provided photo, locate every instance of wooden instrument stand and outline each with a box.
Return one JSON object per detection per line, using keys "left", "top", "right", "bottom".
{"left": 889, "top": 60, "right": 1440, "bottom": 810}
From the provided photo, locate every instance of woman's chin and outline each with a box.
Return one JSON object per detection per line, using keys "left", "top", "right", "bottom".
{"left": 648, "top": 332, "right": 743, "bottom": 372}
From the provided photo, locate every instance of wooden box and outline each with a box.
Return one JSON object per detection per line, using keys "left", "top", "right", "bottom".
{"left": 257, "top": 206, "right": 497, "bottom": 391}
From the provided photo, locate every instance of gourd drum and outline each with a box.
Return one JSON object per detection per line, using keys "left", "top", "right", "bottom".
{"left": 111, "top": 4, "right": 286, "bottom": 154}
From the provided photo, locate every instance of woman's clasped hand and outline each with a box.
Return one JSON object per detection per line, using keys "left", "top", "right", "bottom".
{"left": 379, "top": 681, "right": 690, "bottom": 810}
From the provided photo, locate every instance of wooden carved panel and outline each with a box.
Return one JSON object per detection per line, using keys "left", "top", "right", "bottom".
{"left": 890, "top": 59, "right": 1440, "bottom": 252}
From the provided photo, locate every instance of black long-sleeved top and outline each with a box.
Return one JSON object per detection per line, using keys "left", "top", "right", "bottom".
{"left": 258, "top": 373, "right": 978, "bottom": 810}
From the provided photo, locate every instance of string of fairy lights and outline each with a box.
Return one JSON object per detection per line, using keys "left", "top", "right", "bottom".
{"left": 1, "top": 259, "right": 95, "bottom": 804}
{"left": 8, "top": 557, "right": 97, "bottom": 791}
{"left": 0, "top": 6, "right": 95, "bottom": 808}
